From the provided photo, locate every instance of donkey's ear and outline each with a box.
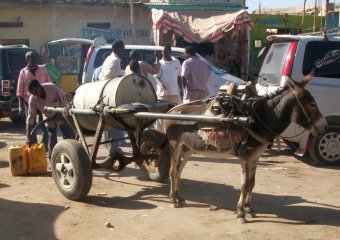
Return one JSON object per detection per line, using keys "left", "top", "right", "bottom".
{"left": 300, "top": 68, "right": 315, "bottom": 87}
{"left": 286, "top": 76, "right": 299, "bottom": 91}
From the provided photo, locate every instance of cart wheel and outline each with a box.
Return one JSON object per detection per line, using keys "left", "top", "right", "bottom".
{"left": 51, "top": 139, "right": 92, "bottom": 200}
{"left": 140, "top": 129, "right": 170, "bottom": 182}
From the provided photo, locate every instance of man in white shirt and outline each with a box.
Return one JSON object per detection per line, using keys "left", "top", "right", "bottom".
{"left": 98, "top": 40, "right": 125, "bottom": 158}
{"left": 99, "top": 40, "right": 125, "bottom": 81}
{"left": 155, "top": 46, "right": 182, "bottom": 103}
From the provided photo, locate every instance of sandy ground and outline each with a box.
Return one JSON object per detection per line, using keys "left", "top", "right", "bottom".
{"left": 0, "top": 118, "right": 340, "bottom": 240}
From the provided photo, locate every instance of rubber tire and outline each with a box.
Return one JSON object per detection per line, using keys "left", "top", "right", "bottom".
{"left": 308, "top": 125, "right": 340, "bottom": 165}
{"left": 51, "top": 139, "right": 92, "bottom": 200}
{"left": 10, "top": 114, "right": 25, "bottom": 125}
{"left": 139, "top": 129, "right": 171, "bottom": 182}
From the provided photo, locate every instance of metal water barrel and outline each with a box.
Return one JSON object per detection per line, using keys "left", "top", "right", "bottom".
{"left": 72, "top": 74, "right": 157, "bottom": 131}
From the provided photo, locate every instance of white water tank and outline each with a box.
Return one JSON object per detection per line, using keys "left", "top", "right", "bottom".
{"left": 72, "top": 74, "right": 157, "bottom": 131}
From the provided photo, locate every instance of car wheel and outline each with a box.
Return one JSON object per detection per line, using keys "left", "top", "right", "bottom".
{"left": 308, "top": 125, "right": 340, "bottom": 165}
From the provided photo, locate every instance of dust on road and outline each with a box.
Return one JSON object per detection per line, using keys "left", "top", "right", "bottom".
{"left": 1, "top": 118, "right": 339, "bottom": 240}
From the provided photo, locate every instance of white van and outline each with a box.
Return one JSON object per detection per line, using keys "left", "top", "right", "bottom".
{"left": 256, "top": 35, "right": 340, "bottom": 165}
{"left": 82, "top": 44, "right": 245, "bottom": 97}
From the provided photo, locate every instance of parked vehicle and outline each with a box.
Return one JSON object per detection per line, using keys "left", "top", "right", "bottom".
{"left": 0, "top": 45, "right": 42, "bottom": 124}
{"left": 47, "top": 38, "right": 93, "bottom": 92}
{"left": 256, "top": 34, "right": 340, "bottom": 165}
{"left": 82, "top": 43, "right": 245, "bottom": 97}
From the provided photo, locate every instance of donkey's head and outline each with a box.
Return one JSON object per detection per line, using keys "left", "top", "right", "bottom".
{"left": 286, "top": 70, "right": 326, "bottom": 136}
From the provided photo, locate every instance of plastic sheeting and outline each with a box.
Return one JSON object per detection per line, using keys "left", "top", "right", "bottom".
{"left": 151, "top": 9, "right": 254, "bottom": 43}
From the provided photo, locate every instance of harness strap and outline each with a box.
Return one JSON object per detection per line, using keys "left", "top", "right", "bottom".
{"left": 287, "top": 84, "right": 311, "bottom": 123}
{"left": 243, "top": 126, "right": 272, "bottom": 145}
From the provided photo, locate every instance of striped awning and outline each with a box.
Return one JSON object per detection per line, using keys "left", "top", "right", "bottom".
{"left": 151, "top": 9, "right": 254, "bottom": 43}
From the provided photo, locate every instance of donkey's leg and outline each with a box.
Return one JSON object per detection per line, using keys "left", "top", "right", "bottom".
{"left": 175, "top": 147, "right": 192, "bottom": 207}
{"left": 245, "top": 158, "right": 259, "bottom": 218}
{"left": 237, "top": 160, "right": 250, "bottom": 224}
{"left": 169, "top": 143, "right": 182, "bottom": 208}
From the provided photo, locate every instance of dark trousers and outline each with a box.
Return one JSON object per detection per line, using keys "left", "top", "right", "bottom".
{"left": 24, "top": 102, "right": 49, "bottom": 149}
{"left": 47, "top": 121, "right": 75, "bottom": 159}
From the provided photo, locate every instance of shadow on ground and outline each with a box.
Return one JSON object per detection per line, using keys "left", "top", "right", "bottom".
{"left": 0, "top": 198, "right": 64, "bottom": 240}
{"left": 86, "top": 171, "right": 340, "bottom": 227}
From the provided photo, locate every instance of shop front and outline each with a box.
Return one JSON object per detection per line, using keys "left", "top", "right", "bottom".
{"left": 148, "top": 1, "right": 253, "bottom": 80}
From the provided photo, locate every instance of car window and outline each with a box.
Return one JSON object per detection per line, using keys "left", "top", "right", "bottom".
{"left": 259, "top": 42, "right": 291, "bottom": 84}
{"left": 120, "top": 50, "right": 131, "bottom": 70}
{"left": 5, "top": 50, "right": 39, "bottom": 73}
{"left": 93, "top": 48, "right": 112, "bottom": 69}
{"left": 303, "top": 41, "right": 340, "bottom": 78}
{"left": 139, "top": 50, "right": 156, "bottom": 65}
{"left": 172, "top": 51, "right": 222, "bottom": 74}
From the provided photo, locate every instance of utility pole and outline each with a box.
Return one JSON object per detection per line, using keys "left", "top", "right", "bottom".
{"left": 258, "top": 1, "right": 261, "bottom": 14}
{"left": 302, "top": 0, "right": 307, "bottom": 32}
{"left": 130, "top": 0, "right": 135, "bottom": 44}
{"left": 325, "top": 0, "right": 330, "bottom": 31}
{"left": 313, "top": 0, "right": 318, "bottom": 32}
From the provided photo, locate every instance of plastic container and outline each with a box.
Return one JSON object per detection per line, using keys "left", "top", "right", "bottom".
{"left": 28, "top": 143, "right": 47, "bottom": 175}
{"left": 8, "top": 145, "right": 29, "bottom": 176}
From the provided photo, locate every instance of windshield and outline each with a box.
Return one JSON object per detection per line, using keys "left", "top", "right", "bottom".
{"left": 196, "top": 54, "right": 224, "bottom": 74}
{"left": 259, "top": 42, "right": 291, "bottom": 85}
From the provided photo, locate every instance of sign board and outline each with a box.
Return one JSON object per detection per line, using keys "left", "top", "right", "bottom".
{"left": 82, "top": 27, "right": 150, "bottom": 43}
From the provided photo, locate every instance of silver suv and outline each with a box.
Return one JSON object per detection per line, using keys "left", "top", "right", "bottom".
{"left": 256, "top": 35, "right": 340, "bottom": 165}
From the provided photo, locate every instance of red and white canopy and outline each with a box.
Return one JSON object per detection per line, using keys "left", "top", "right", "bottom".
{"left": 151, "top": 9, "right": 254, "bottom": 43}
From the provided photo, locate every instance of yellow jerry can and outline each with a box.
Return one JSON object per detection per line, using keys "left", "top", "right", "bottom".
{"left": 8, "top": 145, "right": 29, "bottom": 176}
{"left": 28, "top": 143, "right": 47, "bottom": 175}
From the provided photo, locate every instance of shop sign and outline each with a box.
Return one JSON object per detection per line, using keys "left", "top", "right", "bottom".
{"left": 82, "top": 27, "right": 150, "bottom": 42}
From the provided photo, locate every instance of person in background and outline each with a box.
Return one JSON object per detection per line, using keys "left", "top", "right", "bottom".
{"left": 17, "top": 51, "right": 50, "bottom": 147}
{"left": 181, "top": 46, "right": 210, "bottom": 103}
{"left": 128, "top": 60, "right": 141, "bottom": 75}
{"left": 92, "top": 52, "right": 110, "bottom": 82}
{"left": 124, "top": 50, "right": 160, "bottom": 78}
{"left": 155, "top": 45, "right": 182, "bottom": 104}
{"left": 26, "top": 80, "right": 75, "bottom": 158}
{"left": 99, "top": 40, "right": 125, "bottom": 158}
{"left": 99, "top": 40, "right": 125, "bottom": 81}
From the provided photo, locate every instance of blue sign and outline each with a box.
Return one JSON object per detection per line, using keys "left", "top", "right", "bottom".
{"left": 82, "top": 27, "right": 150, "bottom": 42}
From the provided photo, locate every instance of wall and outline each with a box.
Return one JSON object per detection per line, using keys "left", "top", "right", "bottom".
{"left": 0, "top": 3, "right": 152, "bottom": 53}
{"left": 0, "top": 4, "right": 53, "bottom": 51}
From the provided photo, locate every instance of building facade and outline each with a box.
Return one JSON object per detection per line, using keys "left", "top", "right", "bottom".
{"left": 0, "top": 1, "right": 152, "bottom": 52}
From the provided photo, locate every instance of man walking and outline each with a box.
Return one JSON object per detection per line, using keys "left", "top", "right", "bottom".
{"left": 17, "top": 51, "right": 50, "bottom": 147}
{"left": 181, "top": 46, "right": 211, "bottom": 103}
{"left": 155, "top": 45, "right": 182, "bottom": 104}
{"left": 99, "top": 40, "right": 125, "bottom": 157}
{"left": 26, "top": 80, "right": 75, "bottom": 158}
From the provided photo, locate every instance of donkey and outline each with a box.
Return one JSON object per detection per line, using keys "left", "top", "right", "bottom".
{"left": 163, "top": 72, "right": 326, "bottom": 223}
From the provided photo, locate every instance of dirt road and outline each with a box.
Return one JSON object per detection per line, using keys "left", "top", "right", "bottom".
{"left": 0, "top": 118, "right": 339, "bottom": 240}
